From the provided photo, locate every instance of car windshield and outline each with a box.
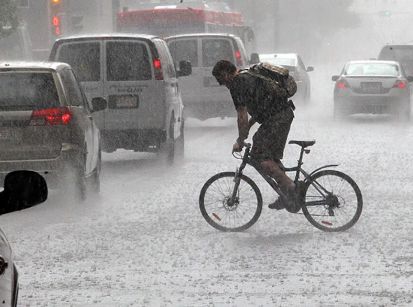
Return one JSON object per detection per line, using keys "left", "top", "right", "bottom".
{"left": 0, "top": 72, "right": 59, "bottom": 111}
{"left": 260, "top": 55, "right": 296, "bottom": 67}
{"left": 344, "top": 63, "right": 399, "bottom": 76}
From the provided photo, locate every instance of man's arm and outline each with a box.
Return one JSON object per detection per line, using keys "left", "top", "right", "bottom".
{"left": 232, "top": 106, "right": 250, "bottom": 153}
{"left": 236, "top": 106, "right": 249, "bottom": 145}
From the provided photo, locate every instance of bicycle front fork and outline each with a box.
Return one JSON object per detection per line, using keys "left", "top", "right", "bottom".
{"left": 229, "top": 167, "right": 242, "bottom": 205}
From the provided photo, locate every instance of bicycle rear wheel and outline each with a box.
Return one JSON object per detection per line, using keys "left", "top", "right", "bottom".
{"left": 199, "top": 172, "right": 262, "bottom": 232}
{"left": 302, "top": 170, "right": 363, "bottom": 232}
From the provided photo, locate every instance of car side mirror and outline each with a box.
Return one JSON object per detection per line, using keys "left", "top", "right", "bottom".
{"left": 91, "top": 97, "right": 107, "bottom": 112}
{"left": 250, "top": 52, "right": 260, "bottom": 65}
{"left": 0, "top": 171, "right": 48, "bottom": 215}
{"left": 177, "top": 60, "right": 192, "bottom": 77}
{"left": 306, "top": 66, "right": 314, "bottom": 72}
{"left": 407, "top": 76, "right": 413, "bottom": 82}
{"left": 332, "top": 75, "right": 339, "bottom": 81}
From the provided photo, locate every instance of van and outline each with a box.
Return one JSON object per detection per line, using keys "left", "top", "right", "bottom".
{"left": 165, "top": 33, "right": 250, "bottom": 120}
{"left": 378, "top": 45, "right": 413, "bottom": 77}
{"left": 49, "top": 34, "right": 191, "bottom": 161}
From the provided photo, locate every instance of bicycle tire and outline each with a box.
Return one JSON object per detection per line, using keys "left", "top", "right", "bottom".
{"left": 301, "top": 170, "right": 363, "bottom": 232}
{"left": 199, "top": 172, "right": 263, "bottom": 232}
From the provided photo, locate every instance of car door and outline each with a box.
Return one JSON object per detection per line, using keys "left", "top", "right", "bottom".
{"left": 167, "top": 37, "right": 200, "bottom": 108}
{"left": 103, "top": 39, "right": 164, "bottom": 131}
{"left": 59, "top": 68, "right": 95, "bottom": 174}
{"left": 154, "top": 39, "right": 182, "bottom": 138}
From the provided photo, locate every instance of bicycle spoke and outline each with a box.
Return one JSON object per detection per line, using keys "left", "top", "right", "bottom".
{"left": 302, "top": 170, "right": 362, "bottom": 232}
{"left": 200, "top": 172, "right": 262, "bottom": 231}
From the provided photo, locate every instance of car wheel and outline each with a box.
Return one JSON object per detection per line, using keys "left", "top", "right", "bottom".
{"left": 159, "top": 116, "right": 176, "bottom": 165}
{"left": 62, "top": 162, "right": 87, "bottom": 202}
{"left": 75, "top": 165, "right": 87, "bottom": 202}
{"left": 89, "top": 149, "right": 101, "bottom": 194}
{"left": 176, "top": 118, "right": 185, "bottom": 159}
{"left": 333, "top": 103, "right": 348, "bottom": 120}
{"left": 398, "top": 101, "right": 411, "bottom": 122}
{"left": 305, "top": 86, "right": 311, "bottom": 103}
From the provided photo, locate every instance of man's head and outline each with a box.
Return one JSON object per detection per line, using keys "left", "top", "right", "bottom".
{"left": 212, "top": 60, "right": 237, "bottom": 87}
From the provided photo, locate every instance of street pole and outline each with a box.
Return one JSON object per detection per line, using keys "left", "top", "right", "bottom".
{"left": 273, "top": 0, "right": 280, "bottom": 50}
{"left": 112, "top": 0, "right": 119, "bottom": 31}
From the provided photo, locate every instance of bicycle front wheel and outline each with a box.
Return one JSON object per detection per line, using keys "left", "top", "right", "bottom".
{"left": 199, "top": 172, "right": 263, "bottom": 232}
{"left": 302, "top": 170, "right": 363, "bottom": 232}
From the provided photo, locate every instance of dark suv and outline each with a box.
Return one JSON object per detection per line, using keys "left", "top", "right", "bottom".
{"left": 378, "top": 45, "right": 413, "bottom": 76}
{"left": 0, "top": 62, "right": 107, "bottom": 200}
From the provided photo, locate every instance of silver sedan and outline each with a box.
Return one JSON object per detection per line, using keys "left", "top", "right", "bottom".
{"left": 332, "top": 60, "right": 413, "bottom": 120}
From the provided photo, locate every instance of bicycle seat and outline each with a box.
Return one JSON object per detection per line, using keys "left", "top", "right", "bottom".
{"left": 288, "top": 140, "right": 316, "bottom": 148}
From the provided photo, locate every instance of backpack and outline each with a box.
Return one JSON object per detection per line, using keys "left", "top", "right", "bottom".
{"left": 248, "top": 62, "right": 297, "bottom": 98}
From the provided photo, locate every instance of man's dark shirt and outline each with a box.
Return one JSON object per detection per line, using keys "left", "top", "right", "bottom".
{"left": 228, "top": 70, "right": 289, "bottom": 124}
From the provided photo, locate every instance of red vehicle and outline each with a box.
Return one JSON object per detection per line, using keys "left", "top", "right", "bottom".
{"left": 116, "top": 3, "right": 256, "bottom": 53}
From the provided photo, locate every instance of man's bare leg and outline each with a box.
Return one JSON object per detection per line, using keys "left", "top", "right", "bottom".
{"left": 260, "top": 160, "right": 295, "bottom": 193}
{"left": 261, "top": 160, "right": 297, "bottom": 209}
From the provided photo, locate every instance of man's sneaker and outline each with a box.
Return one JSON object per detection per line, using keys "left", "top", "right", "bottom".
{"left": 268, "top": 197, "right": 286, "bottom": 210}
{"left": 285, "top": 188, "right": 302, "bottom": 213}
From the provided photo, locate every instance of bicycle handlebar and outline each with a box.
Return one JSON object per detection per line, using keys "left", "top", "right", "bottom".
{"left": 232, "top": 142, "right": 252, "bottom": 159}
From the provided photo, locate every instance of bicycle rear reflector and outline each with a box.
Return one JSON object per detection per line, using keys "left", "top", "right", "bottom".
{"left": 212, "top": 213, "right": 221, "bottom": 221}
{"left": 321, "top": 221, "right": 333, "bottom": 226}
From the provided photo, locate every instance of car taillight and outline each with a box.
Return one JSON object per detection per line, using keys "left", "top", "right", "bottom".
{"left": 30, "top": 107, "right": 72, "bottom": 126}
{"left": 153, "top": 58, "right": 163, "bottom": 80}
{"left": 234, "top": 50, "right": 242, "bottom": 66}
{"left": 393, "top": 80, "right": 407, "bottom": 89}
{"left": 336, "top": 80, "right": 348, "bottom": 89}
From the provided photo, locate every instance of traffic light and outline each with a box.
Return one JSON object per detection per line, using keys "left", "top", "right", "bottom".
{"left": 378, "top": 10, "right": 391, "bottom": 17}
{"left": 50, "top": 0, "right": 63, "bottom": 36}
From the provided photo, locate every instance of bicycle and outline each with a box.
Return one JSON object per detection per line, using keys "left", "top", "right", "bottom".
{"left": 199, "top": 140, "right": 363, "bottom": 232}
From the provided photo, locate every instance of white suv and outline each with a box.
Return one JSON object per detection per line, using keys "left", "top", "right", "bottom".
{"left": 166, "top": 33, "right": 250, "bottom": 120}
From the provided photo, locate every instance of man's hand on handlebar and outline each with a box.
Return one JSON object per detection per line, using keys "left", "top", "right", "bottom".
{"left": 232, "top": 140, "right": 244, "bottom": 153}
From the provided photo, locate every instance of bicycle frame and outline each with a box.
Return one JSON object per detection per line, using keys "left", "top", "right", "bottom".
{"left": 231, "top": 143, "right": 339, "bottom": 206}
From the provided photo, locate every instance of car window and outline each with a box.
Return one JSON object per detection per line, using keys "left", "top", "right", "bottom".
{"left": 379, "top": 46, "right": 413, "bottom": 61}
{"left": 345, "top": 63, "right": 399, "bottom": 76}
{"left": 261, "top": 55, "right": 296, "bottom": 67}
{"left": 168, "top": 39, "right": 199, "bottom": 67}
{"left": 0, "top": 72, "right": 59, "bottom": 111}
{"left": 59, "top": 69, "right": 85, "bottom": 107}
{"left": 106, "top": 41, "right": 152, "bottom": 81}
{"left": 56, "top": 42, "right": 101, "bottom": 82}
{"left": 202, "top": 39, "right": 234, "bottom": 67}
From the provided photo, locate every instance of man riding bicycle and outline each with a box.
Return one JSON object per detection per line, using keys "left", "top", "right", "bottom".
{"left": 212, "top": 60, "right": 296, "bottom": 209}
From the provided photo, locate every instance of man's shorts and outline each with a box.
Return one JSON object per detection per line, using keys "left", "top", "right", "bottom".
{"left": 251, "top": 108, "right": 294, "bottom": 162}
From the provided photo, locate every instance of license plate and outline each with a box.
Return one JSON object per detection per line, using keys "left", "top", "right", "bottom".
{"left": 109, "top": 95, "right": 139, "bottom": 109}
{"left": 361, "top": 82, "right": 381, "bottom": 93}
{"left": 203, "top": 76, "right": 220, "bottom": 87}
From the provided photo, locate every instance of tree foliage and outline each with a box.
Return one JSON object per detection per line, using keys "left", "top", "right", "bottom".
{"left": 0, "top": 0, "right": 19, "bottom": 39}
